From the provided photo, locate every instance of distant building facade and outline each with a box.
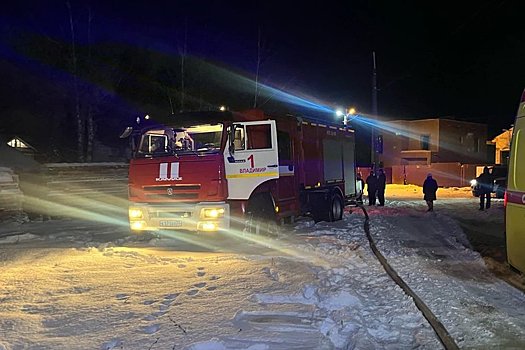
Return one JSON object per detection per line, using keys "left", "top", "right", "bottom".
{"left": 487, "top": 127, "right": 513, "bottom": 165}
{"left": 378, "top": 118, "right": 487, "bottom": 167}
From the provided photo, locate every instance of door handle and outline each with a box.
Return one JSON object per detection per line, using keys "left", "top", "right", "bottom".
{"left": 267, "top": 164, "right": 278, "bottom": 168}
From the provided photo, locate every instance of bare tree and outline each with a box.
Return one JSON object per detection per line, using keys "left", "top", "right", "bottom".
{"left": 179, "top": 15, "right": 188, "bottom": 111}
{"left": 253, "top": 26, "right": 275, "bottom": 109}
{"left": 86, "top": 5, "right": 95, "bottom": 162}
{"left": 66, "top": 1, "right": 84, "bottom": 162}
{"left": 253, "top": 26, "right": 261, "bottom": 108}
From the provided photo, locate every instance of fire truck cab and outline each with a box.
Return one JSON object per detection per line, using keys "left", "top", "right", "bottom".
{"left": 127, "top": 109, "right": 356, "bottom": 235}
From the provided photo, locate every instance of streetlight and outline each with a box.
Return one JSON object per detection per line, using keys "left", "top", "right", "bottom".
{"left": 335, "top": 108, "right": 357, "bottom": 126}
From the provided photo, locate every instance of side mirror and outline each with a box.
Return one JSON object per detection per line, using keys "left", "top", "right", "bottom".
{"left": 119, "top": 126, "right": 133, "bottom": 139}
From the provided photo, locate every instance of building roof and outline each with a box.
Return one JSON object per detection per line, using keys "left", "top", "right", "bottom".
{"left": 6, "top": 136, "right": 37, "bottom": 151}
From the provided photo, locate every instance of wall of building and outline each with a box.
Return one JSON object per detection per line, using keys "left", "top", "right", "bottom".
{"left": 437, "top": 119, "right": 487, "bottom": 164}
{"left": 379, "top": 119, "right": 439, "bottom": 167}
{"left": 379, "top": 121, "right": 409, "bottom": 168}
{"left": 406, "top": 119, "right": 440, "bottom": 152}
{"left": 492, "top": 127, "right": 513, "bottom": 164}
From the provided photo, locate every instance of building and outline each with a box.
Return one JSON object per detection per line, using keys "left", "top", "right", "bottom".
{"left": 6, "top": 136, "right": 37, "bottom": 159}
{"left": 488, "top": 127, "right": 513, "bottom": 165}
{"left": 378, "top": 118, "right": 487, "bottom": 167}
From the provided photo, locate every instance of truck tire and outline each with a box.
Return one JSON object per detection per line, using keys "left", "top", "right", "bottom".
{"left": 244, "top": 195, "right": 279, "bottom": 236}
{"left": 327, "top": 192, "right": 344, "bottom": 222}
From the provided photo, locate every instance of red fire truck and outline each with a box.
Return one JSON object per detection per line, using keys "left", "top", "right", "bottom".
{"left": 127, "top": 109, "right": 357, "bottom": 234}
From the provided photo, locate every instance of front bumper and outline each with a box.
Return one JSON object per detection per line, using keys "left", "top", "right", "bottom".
{"left": 129, "top": 202, "right": 230, "bottom": 232}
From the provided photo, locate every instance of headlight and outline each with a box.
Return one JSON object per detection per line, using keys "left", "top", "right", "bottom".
{"left": 129, "top": 209, "right": 143, "bottom": 219}
{"left": 470, "top": 179, "right": 477, "bottom": 186}
{"left": 131, "top": 221, "right": 146, "bottom": 230}
{"left": 198, "top": 222, "right": 218, "bottom": 231}
{"left": 202, "top": 208, "right": 225, "bottom": 218}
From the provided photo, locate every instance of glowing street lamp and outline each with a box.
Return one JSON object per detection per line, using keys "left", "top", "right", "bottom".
{"left": 335, "top": 107, "right": 357, "bottom": 126}
{"left": 219, "top": 105, "right": 227, "bottom": 112}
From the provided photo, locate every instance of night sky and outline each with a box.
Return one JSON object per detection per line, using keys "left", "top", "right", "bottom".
{"left": 2, "top": 0, "right": 524, "bottom": 138}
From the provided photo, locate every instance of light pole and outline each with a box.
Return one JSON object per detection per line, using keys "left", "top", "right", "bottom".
{"left": 371, "top": 51, "right": 378, "bottom": 170}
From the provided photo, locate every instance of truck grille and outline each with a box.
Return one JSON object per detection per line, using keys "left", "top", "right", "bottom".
{"left": 149, "top": 210, "right": 193, "bottom": 218}
{"left": 146, "top": 193, "right": 199, "bottom": 200}
{"left": 144, "top": 185, "right": 201, "bottom": 191}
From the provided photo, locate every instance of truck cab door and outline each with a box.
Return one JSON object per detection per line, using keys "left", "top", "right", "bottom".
{"left": 224, "top": 120, "right": 279, "bottom": 200}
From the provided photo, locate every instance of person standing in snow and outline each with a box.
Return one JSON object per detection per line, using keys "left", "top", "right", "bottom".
{"left": 376, "top": 168, "right": 387, "bottom": 206}
{"left": 423, "top": 173, "right": 438, "bottom": 212}
{"left": 356, "top": 172, "right": 365, "bottom": 203}
{"left": 476, "top": 166, "right": 493, "bottom": 210}
{"left": 366, "top": 170, "right": 377, "bottom": 206}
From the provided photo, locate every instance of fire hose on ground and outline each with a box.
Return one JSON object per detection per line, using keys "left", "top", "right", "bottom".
{"left": 358, "top": 204, "right": 460, "bottom": 350}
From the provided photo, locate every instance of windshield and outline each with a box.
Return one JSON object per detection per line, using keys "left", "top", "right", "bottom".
{"left": 136, "top": 124, "right": 224, "bottom": 158}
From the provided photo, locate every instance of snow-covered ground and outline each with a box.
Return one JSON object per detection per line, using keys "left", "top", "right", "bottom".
{"left": 0, "top": 185, "right": 523, "bottom": 349}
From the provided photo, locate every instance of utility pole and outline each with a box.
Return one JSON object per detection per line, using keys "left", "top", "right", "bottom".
{"left": 371, "top": 51, "right": 378, "bottom": 170}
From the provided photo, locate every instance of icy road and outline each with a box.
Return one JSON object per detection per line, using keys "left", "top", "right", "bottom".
{"left": 0, "top": 186, "right": 524, "bottom": 350}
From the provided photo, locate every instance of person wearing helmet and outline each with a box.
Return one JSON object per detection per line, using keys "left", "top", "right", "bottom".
{"left": 423, "top": 173, "right": 438, "bottom": 212}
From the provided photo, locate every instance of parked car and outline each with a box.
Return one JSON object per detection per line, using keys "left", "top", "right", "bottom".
{"left": 470, "top": 165, "right": 507, "bottom": 198}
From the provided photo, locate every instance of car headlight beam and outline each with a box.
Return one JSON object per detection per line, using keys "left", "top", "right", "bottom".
{"left": 129, "top": 209, "right": 143, "bottom": 219}
{"left": 203, "top": 208, "right": 225, "bottom": 218}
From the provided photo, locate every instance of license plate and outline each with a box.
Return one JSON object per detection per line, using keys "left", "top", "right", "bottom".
{"left": 159, "top": 220, "right": 182, "bottom": 227}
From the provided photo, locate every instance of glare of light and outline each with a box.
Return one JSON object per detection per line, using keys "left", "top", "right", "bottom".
{"left": 470, "top": 179, "right": 477, "bottom": 186}
{"left": 203, "top": 208, "right": 225, "bottom": 218}
{"left": 275, "top": 206, "right": 279, "bottom": 213}
{"left": 219, "top": 105, "right": 226, "bottom": 111}
{"left": 145, "top": 114, "right": 150, "bottom": 120}
{"left": 348, "top": 108, "right": 356, "bottom": 115}
{"left": 336, "top": 110, "right": 344, "bottom": 117}
{"left": 129, "top": 209, "right": 143, "bottom": 218}
{"left": 201, "top": 222, "right": 216, "bottom": 231}
{"left": 131, "top": 221, "right": 146, "bottom": 230}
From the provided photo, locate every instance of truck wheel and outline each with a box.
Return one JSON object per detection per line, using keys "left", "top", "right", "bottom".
{"left": 327, "top": 193, "right": 344, "bottom": 222}
{"left": 245, "top": 210, "right": 280, "bottom": 236}
{"left": 244, "top": 196, "right": 279, "bottom": 236}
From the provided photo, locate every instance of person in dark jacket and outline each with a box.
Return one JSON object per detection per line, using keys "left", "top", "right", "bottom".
{"left": 476, "top": 166, "right": 493, "bottom": 210}
{"left": 376, "top": 168, "right": 387, "bottom": 206}
{"left": 366, "top": 170, "right": 377, "bottom": 206}
{"left": 423, "top": 173, "right": 438, "bottom": 212}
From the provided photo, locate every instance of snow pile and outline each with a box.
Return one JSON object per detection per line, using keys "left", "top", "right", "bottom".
{"left": 366, "top": 199, "right": 525, "bottom": 349}
{"left": 0, "top": 232, "right": 41, "bottom": 244}
{"left": 2, "top": 185, "right": 524, "bottom": 349}
{"left": 0, "top": 210, "right": 441, "bottom": 350}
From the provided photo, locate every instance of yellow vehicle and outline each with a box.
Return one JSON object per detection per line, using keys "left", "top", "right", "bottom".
{"left": 506, "top": 89, "right": 525, "bottom": 273}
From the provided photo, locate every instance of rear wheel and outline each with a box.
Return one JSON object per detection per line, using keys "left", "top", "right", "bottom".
{"left": 327, "top": 192, "right": 344, "bottom": 222}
